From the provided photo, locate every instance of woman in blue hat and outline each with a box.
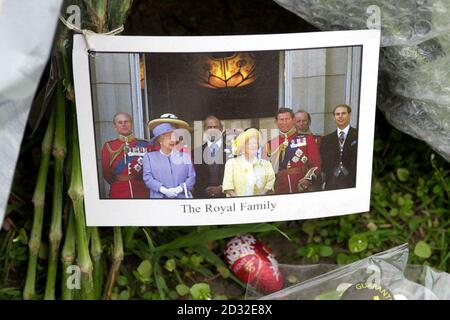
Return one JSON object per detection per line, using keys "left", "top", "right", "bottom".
{"left": 142, "top": 114, "right": 196, "bottom": 198}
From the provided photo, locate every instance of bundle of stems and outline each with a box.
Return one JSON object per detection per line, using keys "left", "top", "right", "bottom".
{"left": 44, "top": 81, "right": 66, "bottom": 300}
{"left": 23, "top": 109, "right": 56, "bottom": 300}
{"left": 68, "top": 116, "right": 95, "bottom": 299}
{"left": 22, "top": 0, "right": 133, "bottom": 300}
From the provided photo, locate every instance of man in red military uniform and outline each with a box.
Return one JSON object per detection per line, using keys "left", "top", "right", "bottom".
{"left": 263, "top": 107, "right": 321, "bottom": 194}
{"left": 101, "top": 112, "right": 150, "bottom": 199}
{"left": 294, "top": 110, "right": 322, "bottom": 146}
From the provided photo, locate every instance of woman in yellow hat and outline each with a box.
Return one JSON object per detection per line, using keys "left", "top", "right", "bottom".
{"left": 222, "top": 128, "right": 275, "bottom": 197}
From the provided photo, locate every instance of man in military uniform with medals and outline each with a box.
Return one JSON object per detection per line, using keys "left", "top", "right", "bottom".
{"left": 101, "top": 112, "right": 150, "bottom": 198}
{"left": 263, "top": 107, "right": 321, "bottom": 194}
{"left": 294, "top": 110, "right": 322, "bottom": 146}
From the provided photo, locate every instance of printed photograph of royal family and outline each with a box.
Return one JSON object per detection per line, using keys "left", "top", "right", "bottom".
{"left": 73, "top": 31, "right": 380, "bottom": 225}
{"left": 90, "top": 45, "right": 362, "bottom": 199}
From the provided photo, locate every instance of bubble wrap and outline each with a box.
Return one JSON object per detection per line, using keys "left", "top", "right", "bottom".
{"left": 275, "top": 0, "right": 450, "bottom": 161}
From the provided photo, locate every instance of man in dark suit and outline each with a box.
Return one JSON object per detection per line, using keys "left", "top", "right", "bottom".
{"left": 320, "top": 104, "right": 358, "bottom": 190}
{"left": 193, "top": 115, "right": 232, "bottom": 198}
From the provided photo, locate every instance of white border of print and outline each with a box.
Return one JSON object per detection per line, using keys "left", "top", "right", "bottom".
{"left": 72, "top": 30, "right": 380, "bottom": 226}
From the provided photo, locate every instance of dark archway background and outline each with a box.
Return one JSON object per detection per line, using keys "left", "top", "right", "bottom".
{"left": 124, "top": 0, "right": 317, "bottom": 36}
{"left": 145, "top": 51, "right": 280, "bottom": 122}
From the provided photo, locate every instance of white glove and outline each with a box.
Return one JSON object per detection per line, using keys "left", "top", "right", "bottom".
{"left": 173, "top": 186, "right": 183, "bottom": 194}
{"left": 166, "top": 187, "right": 183, "bottom": 196}
{"left": 159, "top": 186, "right": 178, "bottom": 198}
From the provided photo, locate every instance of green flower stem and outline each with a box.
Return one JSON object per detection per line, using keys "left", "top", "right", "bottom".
{"left": 103, "top": 227, "right": 124, "bottom": 300}
{"left": 153, "top": 255, "right": 168, "bottom": 300}
{"left": 173, "top": 268, "right": 184, "bottom": 285}
{"left": 90, "top": 227, "right": 103, "bottom": 299}
{"left": 68, "top": 118, "right": 94, "bottom": 300}
{"left": 61, "top": 208, "right": 76, "bottom": 300}
{"left": 45, "top": 81, "right": 67, "bottom": 300}
{"left": 23, "top": 108, "right": 56, "bottom": 300}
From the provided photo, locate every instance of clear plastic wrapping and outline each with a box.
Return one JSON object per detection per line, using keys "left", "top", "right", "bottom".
{"left": 275, "top": 0, "right": 450, "bottom": 161}
{"left": 245, "top": 244, "right": 450, "bottom": 300}
{"left": 275, "top": 0, "right": 450, "bottom": 47}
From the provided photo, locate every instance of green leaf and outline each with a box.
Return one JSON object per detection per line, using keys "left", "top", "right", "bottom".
{"left": 300, "top": 245, "right": 319, "bottom": 263}
{"left": 123, "top": 226, "right": 139, "bottom": 249}
{"left": 192, "top": 245, "right": 245, "bottom": 288}
{"left": 305, "top": 246, "right": 316, "bottom": 259}
{"left": 117, "top": 275, "right": 128, "bottom": 287}
{"left": 190, "top": 283, "right": 211, "bottom": 300}
{"left": 373, "top": 139, "right": 384, "bottom": 152}
{"left": 153, "top": 223, "right": 287, "bottom": 252}
{"left": 414, "top": 241, "right": 432, "bottom": 259}
{"left": 408, "top": 217, "right": 422, "bottom": 232}
{"left": 164, "top": 259, "right": 176, "bottom": 272}
{"left": 301, "top": 221, "right": 315, "bottom": 236}
{"left": 396, "top": 168, "right": 409, "bottom": 182}
{"left": 217, "top": 266, "right": 230, "bottom": 279}
{"left": 348, "top": 234, "right": 368, "bottom": 253}
{"left": 389, "top": 208, "right": 398, "bottom": 217}
{"left": 169, "top": 291, "right": 179, "bottom": 299}
{"left": 176, "top": 284, "right": 190, "bottom": 297}
{"left": 190, "top": 255, "right": 204, "bottom": 268}
{"left": 180, "top": 256, "right": 190, "bottom": 265}
{"left": 118, "top": 289, "right": 130, "bottom": 300}
{"left": 142, "top": 292, "right": 154, "bottom": 300}
{"left": 319, "top": 245, "right": 333, "bottom": 257}
{"left": 313, "top": 236, "right": 322, "bottom": 243}
{"left": 155, "top": 275, "right": 168, "bottom": 299}
{"left": 192, "top": 246, "right": 227, "bottom": 268}
{"left": 141, "top": 228, "right": 155, "bottom": 251}
{"left": 136, "top": 260, "right": 152, "bottom": 283}
{"left": 15, "top": 228, "right": 28, "bottom": 245}
{"left": 110, "top": 291, "right": 119, "bottom": 300}
{"left": 296, "top": 247, "right": 308, "bottom": 257}
{"left": 432, "top": 185, "right": 442, "bottom": 194}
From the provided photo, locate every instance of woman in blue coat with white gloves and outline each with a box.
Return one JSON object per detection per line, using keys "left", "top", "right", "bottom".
{"left": 143, "top": 114, "right": 195, "bottom": 198}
